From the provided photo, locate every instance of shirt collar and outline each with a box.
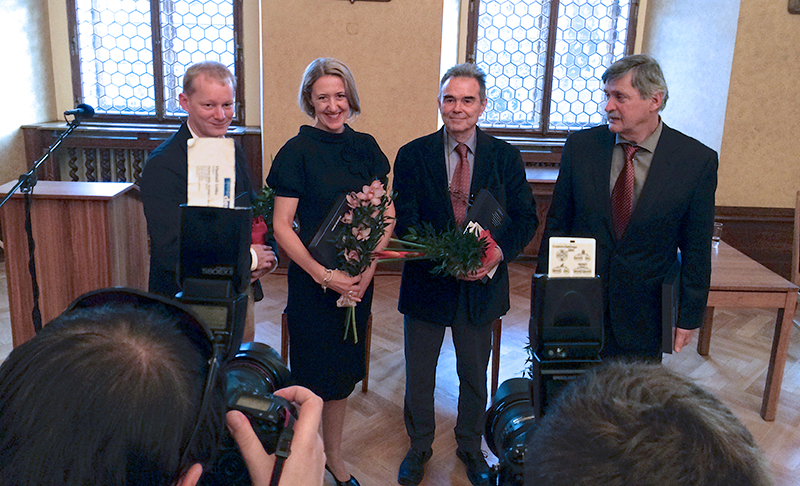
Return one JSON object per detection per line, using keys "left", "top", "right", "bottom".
{"left": 444, "top": 129, "right": 477, "bottom": 155}
{"left": 615, "top": 118, "right": 663, "bottom": 153}
{"left": 185, "top": 120, "right": 227, "bottom": 139}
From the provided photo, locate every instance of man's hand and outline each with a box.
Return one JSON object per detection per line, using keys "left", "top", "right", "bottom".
{"left": 461, "top": 245, "right": 503, "bottom": 282}
{"left": 227, "top": 386, "right": 325, "bottom": 486}
{"left": 250, "top": 244, "right": 277, "bottom": 281}
{"left": 673, "top": 328, "right": 695, "bottom": 353}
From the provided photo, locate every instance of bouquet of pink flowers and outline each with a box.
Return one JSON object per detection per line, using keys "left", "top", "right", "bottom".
{"left": 333, "top": 180, "right": 392, "bottom": 343}
{"left": 331, "top": 181, "right": 498, "bottom": 342}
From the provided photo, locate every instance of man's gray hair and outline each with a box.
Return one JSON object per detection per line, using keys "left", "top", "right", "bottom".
{"left": 602, "top": 54, "right": 669, "bottom": 111}
{"left": 439, "top": 63, "right": 487, "bottom": 102}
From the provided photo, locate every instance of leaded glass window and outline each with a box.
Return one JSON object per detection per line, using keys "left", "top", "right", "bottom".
{"left": 69, "top": 0, "right": 241, "bottom": 120}
{"left": 471, "top": 0, "right": 636, "bottom": 134}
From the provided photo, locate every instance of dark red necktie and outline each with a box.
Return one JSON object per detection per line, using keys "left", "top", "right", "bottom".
{"left": 611, "top": 143, "right": 638, "bottom": 240}
{"left": 451, "top": 143, "right": 470, "bottom": 226}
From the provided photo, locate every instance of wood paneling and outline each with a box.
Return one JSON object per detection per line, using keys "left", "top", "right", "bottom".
{"left": 715, "top": 206, "right": 794, "bottom": 280}
{"left": 21, "top": 122, "right": 264, "bottom": 189}
{"left": 0, "top": 181, "right": 148, "bottom": 346}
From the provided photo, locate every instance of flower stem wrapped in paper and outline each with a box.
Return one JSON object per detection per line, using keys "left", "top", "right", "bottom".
{"left": 332, "top": 180, "right": 392, "bottom": 342}
{"left": 374, "top": 223, "right": 497, "bottom": 279}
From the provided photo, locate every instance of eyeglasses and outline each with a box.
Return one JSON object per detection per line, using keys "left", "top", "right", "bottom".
{"left": 66, "top": 287, "right": 222, "bottom": 468}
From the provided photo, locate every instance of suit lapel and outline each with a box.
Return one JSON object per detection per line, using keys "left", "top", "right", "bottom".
{"left": 472, "top": 128, "right": 496, "bottom": 196}
{"left": 629, "top": 124, "right": 675, "bottom": 227}
{"left": 175, "top": 122, "right": 192, "bottom": 178}
{"left": 424, "top": 128, "right": 453, "bottom": 215}
{"left": 593, "top": 128, "right": 616, "bottom": 236}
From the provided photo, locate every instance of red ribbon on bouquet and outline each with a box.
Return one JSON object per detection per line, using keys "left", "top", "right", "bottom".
{"left": 252, "top": 216, "right": 268, "bottom": 245}
{"left": 478, "top": 229, "right": 499, "bottom": 268}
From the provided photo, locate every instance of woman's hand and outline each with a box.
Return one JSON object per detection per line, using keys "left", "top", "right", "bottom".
{"left": 317, "top": 268, "right": 363, "bottom": 302}
{"left": 352, "top": 264, "right": 377, "bottom": 299}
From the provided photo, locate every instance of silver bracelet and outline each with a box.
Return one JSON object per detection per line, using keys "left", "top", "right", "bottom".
{"left": 321, "top": 268, "right": 333, "bottom": 291}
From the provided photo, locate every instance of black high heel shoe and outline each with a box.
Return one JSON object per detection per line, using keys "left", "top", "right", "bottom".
{"left": 325, "top": 464, "right": 361, "bottom": 486}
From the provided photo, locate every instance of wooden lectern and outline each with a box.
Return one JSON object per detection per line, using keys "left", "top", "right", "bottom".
{"left": 0, "top": 181, "right": 148, "bottom": 346}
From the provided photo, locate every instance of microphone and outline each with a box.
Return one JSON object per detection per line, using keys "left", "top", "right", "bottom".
{"left": 64, "top": 104, "right": 95, "bottom": 119}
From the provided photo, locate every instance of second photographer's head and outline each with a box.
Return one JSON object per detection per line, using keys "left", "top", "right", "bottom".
{"left": 525, "top": 361, "right": 772, "bottom": 486}
{"left": 0, "top": 290, "right": 225, "bottom": 486}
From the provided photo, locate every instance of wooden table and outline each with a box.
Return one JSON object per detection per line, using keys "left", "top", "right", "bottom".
{"left": 697, "top": 241, "right": 798, "bottom": 421}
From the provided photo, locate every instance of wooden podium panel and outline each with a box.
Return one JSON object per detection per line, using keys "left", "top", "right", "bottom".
{"left": 0, "top": 181, "right": 148, "bottom": 346}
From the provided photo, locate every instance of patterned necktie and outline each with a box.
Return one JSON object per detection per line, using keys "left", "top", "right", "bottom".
{"left": 611, "top": 143, "right": 638, "bottom": 241}
{"left": 451, "top": 143, "right": 471, "bottom": 227}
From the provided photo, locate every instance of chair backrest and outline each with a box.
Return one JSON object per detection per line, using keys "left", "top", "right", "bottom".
{"left": 793, "top": 190, "right": 800, "bottom": 287}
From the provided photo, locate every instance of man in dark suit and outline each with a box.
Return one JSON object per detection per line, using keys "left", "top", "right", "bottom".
{"left": 140, "top": 61, "right": 276, "bottom": 340}
{"left": 537, "top": 54, "right": 718, "bottom": 360}
{"left": 393, "top": 63, "right": 537, "bottom": 486}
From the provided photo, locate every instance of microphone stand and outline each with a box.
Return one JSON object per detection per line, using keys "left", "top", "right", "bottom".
{"left": 0, "top": 115, "right": 87, "bottom": 333}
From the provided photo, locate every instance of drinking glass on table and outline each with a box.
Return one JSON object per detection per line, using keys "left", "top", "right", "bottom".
{"left": 712, "top": 222, "right": 723, "bottom": 249}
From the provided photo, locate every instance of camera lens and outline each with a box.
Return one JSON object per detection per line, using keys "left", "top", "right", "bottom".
{"left": 223, "top": 342, "right": 291, "bottom": 402}
{"left": 485, "top": 377, "right": 536, "bottom": 486}
{"left": 485, "top": 378, "right": 536, "bottom": 456}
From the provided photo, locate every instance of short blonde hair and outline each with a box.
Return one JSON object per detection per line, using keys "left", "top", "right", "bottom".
{"left": 183, "top": 61, "right": 235, "bottom": 96}
{"left": 298, "top": 58, "right": 361, "bottom": 118}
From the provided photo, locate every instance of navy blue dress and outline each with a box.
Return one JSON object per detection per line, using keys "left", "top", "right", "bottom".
{"left": 266, "top": 125, "right": 390, "bottom": 400}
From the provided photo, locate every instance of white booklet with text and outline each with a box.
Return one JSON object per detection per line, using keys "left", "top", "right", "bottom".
{"left": 187, "top": 138, "right": 236, "bottom": 208}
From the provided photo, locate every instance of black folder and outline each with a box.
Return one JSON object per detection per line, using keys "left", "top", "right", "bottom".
{"left": 661, "top": 254, "right": 681, "bottom": 354}
{"left": 308, "top": 194, "right": 349, "bottom": 269}
{"left": 465, "top": 188, "right": 509, "bottom": 237}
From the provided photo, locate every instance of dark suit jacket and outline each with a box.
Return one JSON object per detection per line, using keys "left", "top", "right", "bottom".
{"left": 394, "top": 127, "right": 538, "bottom": 326}
{"left": 139, "top": 122, "right": 259, "bottom": 298}
{"left": 537, "top": 124, "right": 718, "bottom": 352}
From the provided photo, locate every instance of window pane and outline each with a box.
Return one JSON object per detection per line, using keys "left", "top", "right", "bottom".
{"left": 475, "top": 0, "right": 632, "bottom": 132}
{"left": 161, "top": 0, "right": 236, "bottom": 116}
{"left": 477, "top": 0, "right": 550, "bottom": 130}
{"left": 550, "top": 0, "right": 630, "bottom": 130}
{"left": 75, "top": 0, "right": 156, "bottom": 115}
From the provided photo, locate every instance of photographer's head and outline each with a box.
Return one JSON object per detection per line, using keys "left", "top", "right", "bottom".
{"left": 526, "top": 361, "right": 773, "bottom": 486}
{"left": 0, "top": 291, "right": 225, "bottom": 486}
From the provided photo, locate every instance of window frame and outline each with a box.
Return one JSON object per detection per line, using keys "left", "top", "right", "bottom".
{"left": 65, "top": 0, "right": 245, "bottom": 124}
{"left": 465, "top": 0, "right": 639, "bottom": 139}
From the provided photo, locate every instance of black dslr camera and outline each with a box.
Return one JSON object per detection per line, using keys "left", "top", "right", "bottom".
{"left": 176, "top": 205, "right": 295, "bottom": 486}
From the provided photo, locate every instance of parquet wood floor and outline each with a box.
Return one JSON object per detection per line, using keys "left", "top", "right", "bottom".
{"left": 253, "top": 262, "right": 800, "bottom": 486}
{"left": 0, "top": 263, "right": 797, "bottom": 485}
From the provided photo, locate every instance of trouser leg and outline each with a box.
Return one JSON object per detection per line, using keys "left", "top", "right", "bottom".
{"left": 403, "top": 315, "right": 446, "bottom": 451}
{"left": 452, "top": 319, "right": 493, "bottom": 453}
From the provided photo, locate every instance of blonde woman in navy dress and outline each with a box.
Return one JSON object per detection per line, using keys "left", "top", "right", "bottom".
{"left": 267, "top": 58, "right": 395, "bottom": 486}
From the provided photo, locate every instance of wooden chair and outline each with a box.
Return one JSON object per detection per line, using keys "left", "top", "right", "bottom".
{"left": 793, "top": 190, "right": 800, "bottom": 287}
{"left": 281, "top": 312, "right": 373, "bottom": 393}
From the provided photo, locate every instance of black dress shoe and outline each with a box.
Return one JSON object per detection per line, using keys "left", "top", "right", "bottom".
{"left": 456, "top": 449, "right": 491, "bottom": 486}
{"left": 325, "top": 464, "right": 361, "bottom": 486}
{"left": 398, "top": 447, "right": 433, "bottom": 485}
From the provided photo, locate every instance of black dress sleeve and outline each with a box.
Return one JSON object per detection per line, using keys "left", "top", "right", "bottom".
{"left": 266, "top": 140, "right": 305, "bottom": 199}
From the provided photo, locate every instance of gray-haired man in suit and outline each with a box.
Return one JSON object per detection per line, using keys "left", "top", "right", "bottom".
{"left": 393, "top": 63, "right": 538, "bottom": 486}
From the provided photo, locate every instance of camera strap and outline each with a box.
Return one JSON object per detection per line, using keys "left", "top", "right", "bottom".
{"left": 268, "top": 422, "right": 295, "bottom": 486}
